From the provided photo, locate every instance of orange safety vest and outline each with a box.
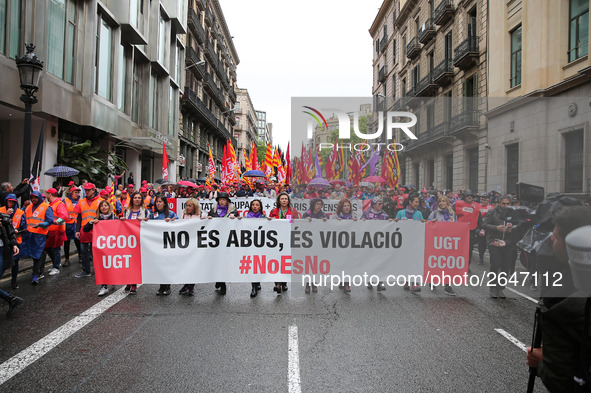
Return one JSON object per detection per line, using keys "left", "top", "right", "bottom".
{"left": 0, "top": 206, "right": 24, "bottom": 244}
{"left": 64, "top": 198, "right": 78, "bottom": 224}
{"left": 143, "top": 195, "right": 151, "bottom": 207}
{"left": 79, "top": 197, "right": 101, "bottom": 227}
{"left": 25, "top": 202, "right": 50, "bottom": 235}
{"left": 48, "top": 199, "right": 67, "bottom": 234}
{"left": 120, "top": 196, "right": 130, "bottom": 211}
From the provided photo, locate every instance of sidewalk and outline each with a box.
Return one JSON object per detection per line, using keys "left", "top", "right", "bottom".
{"left": 0, "top": 247, "right": 79, "bottom": 280}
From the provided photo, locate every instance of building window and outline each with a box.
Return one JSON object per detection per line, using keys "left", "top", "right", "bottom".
{"left": 506, "top": 143, "right": 519, "bottom": 194}
{"left": 392, "top": 74, "right": 397, "bottom": 99}
{"left": 402, "top": 35, "right": 407, "bottom": 62}
{"left": 568, "top": 0, "right": 589, "bottom": 62}
{"left": 149, "top": 73, "right": 159, "bottom": 129}
{"left": 393, "top": 38, "right": 397, "bottom": 63}
{"left": 47, "top": 0, "right": 76, "bottom": 84}
{"left": 95, "top": 14, "right": 113, "bottom": 100}
{"left": 132, "top": 59, "right": 142, "bottom": 123}
{"left": 510, "top": 25, "right": 522, "bottom": 88}
{"left": 445, "top": 31, "right": 453, "bottom": 59}
{"left": 444, "top": 91, "right": 453, "bottom": 122}
{"left": 412, "top": 65, "right": 420, "bottom": 89}
{"left": 445, "top": 154, "right": 453, "bottom": 189}
{"left": 1, "top": 0, "right": 21, "bottom": 58}
{"left": 169, "top": 86, "right": 176, "bottom": 136}
{"left": 118, "top": 44, "right": 127, "bottom": 112}
{"left": 564, "top": 129, "right": 584, "bottom": 193}
{"left": 427, "top": 159, "right": 435, "bottom": 188}
{"left": 468, "top": 147, "right": 478, "bottom": 192}
{"left": 158, "top": 12, "right": 166, "bottom": 65}
{"left": 414, "top": 162, "right": 420, "bottom": 188}
{"left": 427, "top": 103, "right": 434, "bottom": 130}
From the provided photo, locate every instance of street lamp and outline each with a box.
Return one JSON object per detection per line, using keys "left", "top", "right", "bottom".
{"left": 221, "top": 105, "right": 239, "bottom": 114}
{"left": 15, "top": 43, "right": 44, "bottom": 180}
{"left": 185, "top": 60, "right": 205, "bottom": 70}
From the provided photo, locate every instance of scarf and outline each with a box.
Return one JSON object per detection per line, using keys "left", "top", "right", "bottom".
{"left": 216, "top": 205, "right": 229, "bottom": 217}
{"left": 99, "top": 213, "right": 114, "bottom": 220}
{"left": 337, "top": 212, "right": 353, "bottom": 220}
{"left": 405, "top": 208, "right": 416, "bottom": 220}
{"left": 247, "top": 211, "right": 263, "bottom": 218}
{"left": 441, "top": 209, "right": 452, "bottom": 221}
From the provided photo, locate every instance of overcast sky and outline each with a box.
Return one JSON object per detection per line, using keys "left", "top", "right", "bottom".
{"left": 221, "top": 0, "right": 384, "bottom": 150}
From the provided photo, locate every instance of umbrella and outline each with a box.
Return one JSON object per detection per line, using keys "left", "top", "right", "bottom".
{"left": 329, "top": 179, "right": 346, "bottom": 186}
{"left": 363, "top": 176, "right": 387, "bottom": 183}
{"left": 196, "top": 177, "right": 207, "bottom": 184}
{"left": 45, "top": 166, "right": 79, "bottom": 177}
{"left": 159, "top": 182, "right": 180, "bottom": 189}
{"left": 178, "top": 180, "right": 198, "bottom": 188}
{"left": 308, "top": 177, "right": 330, "bottom": 188}
{"left": 402, "top": 184, "right": 416, "bottom": 190}
{"left": 154, "top": 178, "right": 168, "bottom": 184}
{"left": 186, "top": 178, "right": 198, "bottom": 183}
{"left": 242, "top": 170, "right": 266, "bottom": 178}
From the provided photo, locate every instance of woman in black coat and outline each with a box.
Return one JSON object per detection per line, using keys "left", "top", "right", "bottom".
{"left": 0, "top": 212, "right": 23, "bottom": 316}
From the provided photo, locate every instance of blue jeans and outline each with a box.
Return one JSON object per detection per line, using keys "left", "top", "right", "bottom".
{"left": 0, "top": 247, "right": 10, "bottom": 301}
{"left": 46, "top": 247, "right": 61, "bottom": 270}
{"left": 80, "top": 242, "right": 92, "bottom": 274}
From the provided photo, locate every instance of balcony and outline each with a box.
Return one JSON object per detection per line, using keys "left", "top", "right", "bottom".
{"left": 405, "top": 86, "right": 419, "bottom": 107}
{"left": 454, "top": 36, "right": 479, "bottom": 70}
{"left": 434, "top": 0, "right": 455, "bottom": 26}
{"left": 187, "top": 8, "right": 206, "bottom": 45}
{"left": 185, "top": 47, "right": 205, "bottom": 79}
{"left": 379, "top": 65, "right": 387, "bottom": 82}
{"left": 205, "top": 8, "right": 214, "bottom": 26}
{"left": 418, "top": 19, "right": 436, "bottom": 44}
{"left": 182, "top": 87, "right": 235, "bottom": 145}
{"left": 416, "top": 73, "right": 438, "bottom": 96}
{"left": 228, "top": 88, "right": 236, "bottom": 103}
{"left": 406, "top": 122, "right": 450, "bottom": 152}
{"left": 450, "top": 110, "right": 480, "bottom": 135}
{"left": 203, "top": 73, "right": 225, "bottom": 107}
{"left": 406, "top": 37, "right": 421, "bottom": 60}
{"left": 379, "top": 35, "right": 388, "bottom": 53}
{"left": 376, "top": 98, "right": 385, "bottom": 112}
{"left": 432, "top": 58, "right": 454, "bottom": 86}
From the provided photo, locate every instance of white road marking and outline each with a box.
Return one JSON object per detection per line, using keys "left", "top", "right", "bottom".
{"left": 506, "top": 287, "right": 538, "bottom": 304}
{"left": 0, "top": 286, "right": 135, "bottom": 386}
{"left": 495, "top": 328, "right": 528, "bottom": 352}
{"left": 288, "top": 325, "right": 302, "bottom": 393}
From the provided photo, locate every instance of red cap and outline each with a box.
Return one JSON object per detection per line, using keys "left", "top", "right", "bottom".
{"left": 99, "top": 190, "right": 109, "bottom": 196}
{"left": 142, "top": 180, "right": 148, "bottom": 184}
{"left": 127, "top": 184, "right": 134, "bottom": 188}
{"left": 105, "top": 186, "right": 112, "bottom": 192}
{"left": 140, "top": 187, "right": 147, "bottom": 192}
{"left": 70, "top": 187, "right": 81, "bottom": 192}
{"left": 68, "top": 181, "right": 75, "bottom": 186}
{"left": 122, "top": 189, "right": 128, "bottom": 194}
{"left": 83, "top": 183, "right": 96, "bottom": 190}
{"left": 46, "top": 188, "right": 58, "bottom": 196}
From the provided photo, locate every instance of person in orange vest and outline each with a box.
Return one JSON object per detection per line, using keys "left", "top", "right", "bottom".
{"left": 23, "top": 191, "right": 54, "bottom": 285}
{"left": 119, "top": 189, "right": 130, "bottom": 212}
{"left": 62, "top": 186, "right": 81, "bottom": 267}
{"left": 453, "top": 190, "right": 482, "bottom": 270}
{"left": 140, "top": 187, "right": 152, "bottom": 211}
{"left": 74, "top": 183, "right": 100, "bottom": 278}
{"left": 42, "top": 188, "right": 69, "bottom": 276}
{"left": 0, "top": 210, "right": 23, "bottom": 317}
{"left": 0, "top": 194, "right": 26, "bottom": 289}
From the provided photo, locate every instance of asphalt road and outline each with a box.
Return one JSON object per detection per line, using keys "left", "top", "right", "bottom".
{"left": 0, "top": 255, "right": 548, "bottom": 392}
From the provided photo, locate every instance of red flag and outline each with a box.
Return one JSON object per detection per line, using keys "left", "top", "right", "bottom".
{"left": 162, "top": 142, "right": 169, "bottom": 180}
{"left": 285, "top": 142, "right": 291, "bottom": 184}
{"left": 250, "top": 142, "right": 259, "bottom": 171}
{"left": 207, "top": 143, "right": 216, "bottom": 186}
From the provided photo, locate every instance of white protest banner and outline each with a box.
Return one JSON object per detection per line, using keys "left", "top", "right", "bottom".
{"left": 92, "top": 219, "right": 469, "bottom": 285}
{"left": 291, "top": 199, "right": 363, "bottom": 218}
{"left": 172, "top": 197, "right": 277, "bottom": 218}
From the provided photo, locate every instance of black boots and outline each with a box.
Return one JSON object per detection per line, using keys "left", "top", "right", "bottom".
{"left": 215, "top": 282, "right": 227, "bottom": 295}
{"left": 7, "top": 295, "right": 23, "bottom": 317}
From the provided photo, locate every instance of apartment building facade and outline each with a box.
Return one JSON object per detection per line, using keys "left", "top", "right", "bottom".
{"left": 370, "top": 0, "right": 488, "bottom": 192}
{"left": 0, "top": 0, "right": 187, "bottom": 186}
{"left": 486, "top": 0, "right": 590, "bottom": 196}
{"left": 180, "top": 0, "right": 238, "bottom": 180}
{"left": 255, "top": 110, "right": 272, "bottom": 145}
{"left": 234, "top": 87, "right": 257, "bottom": 166}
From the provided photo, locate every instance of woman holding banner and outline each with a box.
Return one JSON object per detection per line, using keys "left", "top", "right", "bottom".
{"left": 84, "top": 200, "right": 117, "bottom": 296}
{"left": 240, "top": 199, "right": 266, "bottom": 298}
{"left": 178, "top": 199, "right": 205, "bottom": 296}
{"left": 268, "top": 192, "right": 300, "bottom": 294}
{"left": 333, "top": 199, "right": 357, "bottom": 293}
{"left": 396, "top": 195, "right": 425, "bottom": 293}
{"left": 427, "top": 196, "right": 458, "bottom": 296}
{"left": 121, "top": 191, "right": 150, "bottom": 295}
{"left": 303, "top": 198, "right": 327, "bottom": 221}
{"left": 208, "top": 192, "right": 238, "bottom": 295}
{"left": 361, "top": 197, "right": 392, "bottom": 292}
{"left": 150, "top": 196, "right": 178, "bottom": 296}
